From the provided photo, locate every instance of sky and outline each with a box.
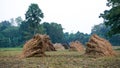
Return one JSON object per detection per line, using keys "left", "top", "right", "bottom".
{"left": 0, "top": 0, "right": 110, "bottom": 34}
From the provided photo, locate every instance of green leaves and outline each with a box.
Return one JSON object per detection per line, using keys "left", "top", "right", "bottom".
{"left": 100, "top": 0, "right": 120, "bottom": 36}
{"left": 42, "top": 22, "right": 64, "bottom": 43}
{"left": 25, "top": 3, "right": 44, "bottom": 23}
{"left": 20, "top": 3, "right": 44, "bottom": 41}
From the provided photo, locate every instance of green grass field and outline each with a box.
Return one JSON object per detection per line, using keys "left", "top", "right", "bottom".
{"left": 0, "top": 47, "right": 120, "bottom": 68}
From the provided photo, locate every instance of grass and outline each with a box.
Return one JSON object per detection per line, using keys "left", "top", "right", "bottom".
{"left": 113, "top": 46, "right": 120, "bottom": 50}
{"left": 0, "top": 47, "right": 120, "bottom": 68}
{"left": 0, "top": 48, "right": 22, "bottom": 51}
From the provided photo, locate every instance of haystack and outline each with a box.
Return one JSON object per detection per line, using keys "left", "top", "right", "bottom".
{"left": 53, "top": 43, "right": 65, "bottom": 51}
{"left": 20, "top": 34, "right": 55, "bottom": 58}
{"left": 85, "top": 34, "right": 116, "bottom": 57}
{"left": 69, "top": 41, "right": 84, "bottom": 52}
{"left": 46, "top": 42, "right": 56, "bottom": 51}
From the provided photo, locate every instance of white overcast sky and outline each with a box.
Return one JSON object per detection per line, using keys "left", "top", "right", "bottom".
{"left": 0, "top": 0, "right": 109, "bottom": 34}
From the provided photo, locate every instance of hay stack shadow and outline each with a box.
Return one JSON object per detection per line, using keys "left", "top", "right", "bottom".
{"left": 20, "top": 34, "right": 56, "bottom": 58}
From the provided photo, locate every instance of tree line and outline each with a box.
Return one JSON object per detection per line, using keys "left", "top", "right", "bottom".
{"left": 0, "top": 0, "right": 120, "bottom": 47}
{"left": 0, "top": 19, "right": 90, "bottom": 47}
{"left": 0, "top": 4, "right": 89, "bottom": 47}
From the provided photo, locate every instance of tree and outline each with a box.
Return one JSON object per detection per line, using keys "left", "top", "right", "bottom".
{"left": 63, "top": 31, "right": 89, "bottom": 45}
{"left": 42, "top": 22, "right": 64, "bottom": 43}
{"left": 74, "top": 31, "right": 89, "bottom": 44}
{"left": 99, "top": 0, "right": 120, "bottom": 36}
{"left": 0, "top": 21, "right": 11, "bottom": 31}
{"left": 19, "top": 3, "right": 44, "bottom": 41}
{"left": 15, "top": 16, "right": 23, "bottom": 26}
{"left": 109, "top": 34, "right": 120, "bottom": 46}
{"left": 91, "top": 23, "right": 110, "bottom": 39}
{"left": 0, "top": 21, "right": 21, "bottom": 47}
{"left": 0, "top": 21, "right": 11, "bottom": 47}
{"left": 25, "top": 3, "right": 44, "bottom": 34}
{"left": 25, "top": 3, "right": 44, "bottom": 20}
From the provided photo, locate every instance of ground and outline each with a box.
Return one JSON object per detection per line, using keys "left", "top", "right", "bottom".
{"left": 0, "top": 47, "right": 120, "bottom": 68}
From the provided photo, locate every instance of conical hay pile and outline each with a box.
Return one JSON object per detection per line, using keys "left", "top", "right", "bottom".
{"left": 85, "top": 34, "right": 116, "bottom": 57}
{"left": 53, "top": 43, "right": 65, "bottom": 51}
{"left": 69, "top": 41, "right": 84, "bottom": 52}
{"left": 20, "top": 34, "right": 54, "bottom": 58}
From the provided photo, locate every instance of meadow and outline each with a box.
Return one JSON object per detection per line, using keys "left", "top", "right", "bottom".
{"left": 0, "top": 47, "right": 120, "bottom": 68}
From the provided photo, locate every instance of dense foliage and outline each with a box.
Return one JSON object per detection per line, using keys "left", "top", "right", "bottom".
{"left": 99, "top": 0, "right": 120, "bottom": 36}
{"left": 0, "top": 21, "right": 20, "bottom": 47}
{"left": 42, "top": 22, "right": 64, "bottom": 43}
{"left": 0, "top": 20, "right": 90, "bottom": 47}
{"left": 91, "top": 23, "right": 110, "bottom": 39}
{"left": 64, "top": 32, "right": 89, "bottom": 45}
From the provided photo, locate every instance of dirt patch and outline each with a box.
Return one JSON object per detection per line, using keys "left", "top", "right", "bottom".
{"left": 85, "top": 34, "right": 116, "bottom": 57}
